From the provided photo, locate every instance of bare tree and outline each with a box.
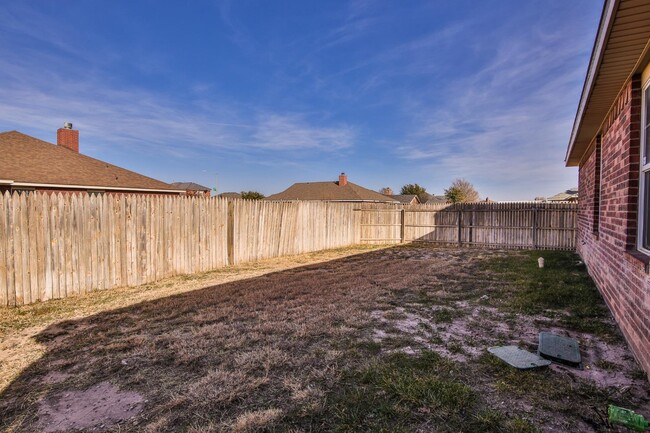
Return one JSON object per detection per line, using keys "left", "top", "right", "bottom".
{"left": 379, "top": 187, "right": 393, "bottom": 195}
{"left": 444, "top": 178, "right": 480, "bottom": 203}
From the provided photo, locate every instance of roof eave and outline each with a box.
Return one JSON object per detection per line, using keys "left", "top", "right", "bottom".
{"left": 6, "top": 181, "right": 184, "bottom": 194}
{"left": 565, "top": 0, "right": 618, "bottom": 167}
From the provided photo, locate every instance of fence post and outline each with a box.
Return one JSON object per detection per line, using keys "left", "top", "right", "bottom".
{"left": 532, "top": 207, "right": 538, "bottom": 249}
{"left": 400, "top": 209, "right": 405, "bottom": 243}
{"left": 227, "top": 200, "right": 234, "bottom": 266}
{"left": 457, "top": 209, "right": 462, "bottom": 246}
{"left": 469, "top": 206, "right": 473, "bottom": 245}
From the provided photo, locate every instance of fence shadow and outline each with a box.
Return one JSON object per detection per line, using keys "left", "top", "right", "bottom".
{"left": 0, "top": 193, "right": 362, "bottom": 307}
{"left": 2, "top": 245, "right": 462, "bottom": 432}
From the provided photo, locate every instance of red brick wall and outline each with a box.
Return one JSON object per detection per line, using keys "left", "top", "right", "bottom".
{"left": 578, "top": 142, "right": 597, "bottom": 235}
{"left": 184, "top": 190, "right": 211, "bottom": 197}
{"left": 56, "top": 128, "right": 79, "bottom": 153}
{"left": 577, "top": 75, "right": 650, "bottom": 377}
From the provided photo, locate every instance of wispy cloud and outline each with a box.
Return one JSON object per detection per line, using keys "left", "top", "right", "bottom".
{"left": 217, "top": 0, "right": 261, "bottom": 57}
{"left": 392, "top": 21, "right": 587, "bottom": 197}
{"left": 0, "top": 79, "right": 356, "bottom": 158}
{"left": 314, "top": 0, "right": 382, "bottom": 49}
{"left": 251, "top": 114, "right": 354, "bottom": 151}
{"left": 0, "top": 1, "right": 598, "bottom": 197}
{"left": 0, "top": 20, "right": 356, "bottom": 160}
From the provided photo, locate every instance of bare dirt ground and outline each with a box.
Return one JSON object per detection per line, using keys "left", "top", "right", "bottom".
{"left": 0, "top": 244, "right": 648, "bottom": 432}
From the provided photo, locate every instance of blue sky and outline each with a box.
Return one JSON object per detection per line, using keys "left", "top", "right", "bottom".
{"left": 0, "top": 1, "right": 602, "bottom": 200}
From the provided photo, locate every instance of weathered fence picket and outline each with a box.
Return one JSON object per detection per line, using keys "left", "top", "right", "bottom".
{"left": 357, "top": 202, "right": 577, "bottom": 250}
{"left": 0, "top": 193, "right": 577, "bottom": 307}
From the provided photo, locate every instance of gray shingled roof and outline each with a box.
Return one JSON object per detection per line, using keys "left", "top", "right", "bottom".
{"left": 390, "top": 194, "right": 420, "bottom": 204}
{"left": 425, "top": 195, "right": 449, "bottom": 204}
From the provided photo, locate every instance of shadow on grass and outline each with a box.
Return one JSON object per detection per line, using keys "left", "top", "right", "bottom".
{"left": 0, "top": 247, "right": 427, "bottom": 432}
{"left": 0, "top": 246, "right": 647, "bottom": 432}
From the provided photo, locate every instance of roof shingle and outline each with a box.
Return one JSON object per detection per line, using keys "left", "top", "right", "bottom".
{"left": 547, "top": 188, "right": 579, "bottom": 202}
{"left": 266, "top": 180, "right": 398, "bottom": 202}
{"left": 390, "top": 194, "right": 420, "bottom": 204}
{"left": 0, "top": 131, "right": 180, "bottom": 192}
{"left": 170, "top": 182, "right": 211, "bottom": 191}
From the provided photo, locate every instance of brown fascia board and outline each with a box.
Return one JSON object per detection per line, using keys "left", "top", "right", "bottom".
{"left": 565, "top": 0, "right": 618, "bottom": 167}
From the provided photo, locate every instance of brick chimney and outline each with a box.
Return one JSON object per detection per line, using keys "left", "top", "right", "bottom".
{"left": 338, "top": 172, "right": 348, "bottom": 186}
{"left": 57, "top": 122, "right": 79, "bottom": 152}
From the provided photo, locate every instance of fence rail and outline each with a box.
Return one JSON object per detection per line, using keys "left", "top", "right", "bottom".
{"left": 0, "top": 193, "right": 577, "bottom": 307}
{"left": 357, "top": 202, "right": 577, "bottom": 250}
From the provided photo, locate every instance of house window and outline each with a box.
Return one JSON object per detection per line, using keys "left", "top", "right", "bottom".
{"left": 640, "top": 81, "right": 650, "bottom": 252}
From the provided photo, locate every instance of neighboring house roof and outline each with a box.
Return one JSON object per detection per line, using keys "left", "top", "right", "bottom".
{"left": 390, "top": 194, "right": 421, "bottom": 204}
{"left": 566, "top": 0, "right": 650, "bottom": 165}
{"left": 218, "top": 192, "right": 242, "bottom": 198}
{"left": 425, "top": 195, "right": 448, "bottom": 204}
{"left": 171, "top": 182, "right": 211, "bottom": 191}
{"left": 267, "top": 181, "right": 398, "bottom": 202}
{"left": 0, "top": 131, "right": 182, "bottom": 193}
{"left": 547, "top": 188, "right": 579, "bottom": 202}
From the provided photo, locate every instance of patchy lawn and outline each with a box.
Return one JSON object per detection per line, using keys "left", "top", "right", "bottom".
{"left": 0, "top": 245, "right": 648, "bottom": 432}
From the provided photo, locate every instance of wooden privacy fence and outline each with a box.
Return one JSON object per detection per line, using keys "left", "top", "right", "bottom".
{"left": 0, "top": 193, "right": 577, "bottom": 307}
{"left": 0, "top": 192, "right": 358, "bottom": 306}
{"left": 357, "top": 202, "right": 578, "bottom": 250}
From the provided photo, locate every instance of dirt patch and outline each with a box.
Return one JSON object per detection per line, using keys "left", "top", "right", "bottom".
{"left": 0, "top": 245, "right": 647, "bottom": 432}
{"left": 37, "top": 381, "right": 143, "bottom": 432}
{"left": 363, "top": 247, "right": 650, "bottom": 432}
{"left": 371, "top": 301, "right": 520, "bottom": 361}
{"left": 372, "top": 303, "right": 650, "bottom": 400}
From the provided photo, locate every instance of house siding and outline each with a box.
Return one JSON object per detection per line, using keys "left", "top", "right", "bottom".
{"left": 577, "top": 75, "right": 650, "bottom": 377}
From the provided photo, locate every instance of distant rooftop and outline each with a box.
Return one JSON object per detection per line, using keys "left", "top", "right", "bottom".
{"left": 170, "top": 182, "right": 211, "bottom": 191}
{"left": 267, "top": 174, "right": 398, "bottom": 203}
{"left": 390, "top": 194, "right": 421, "bottom": 204}
{"left": 425, "top": 195, "right": 449, "bottom": 204}
{"left": 547, "top": 188, "right": 579, "bottom": 202}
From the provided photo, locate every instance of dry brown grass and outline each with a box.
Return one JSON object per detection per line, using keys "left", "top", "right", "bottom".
{"left": 0, "top": 244, "right": 648, "bottom": 432}
{"left": 0, "top": 244, "right": 385, "bottom": 394}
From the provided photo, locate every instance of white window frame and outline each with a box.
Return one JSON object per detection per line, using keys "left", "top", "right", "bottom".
{"left": 638, "top": 77, "right": 650, "bottom": 254}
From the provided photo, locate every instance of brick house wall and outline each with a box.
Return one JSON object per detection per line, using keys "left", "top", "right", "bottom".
{"left": 184, "top": 190, "right": 211, "bottom": 197}
{"left": 577, "top": 75, "right": 650, "bottom": 377}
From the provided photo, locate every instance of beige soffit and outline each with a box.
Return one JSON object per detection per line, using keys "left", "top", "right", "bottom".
{"left": 566, "top": 0, "right": 650, "bottom": 166}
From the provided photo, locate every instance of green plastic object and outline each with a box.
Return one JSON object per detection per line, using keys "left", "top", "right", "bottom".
{"left": 608, "top": 405, "right": 649, "bottom": 432}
